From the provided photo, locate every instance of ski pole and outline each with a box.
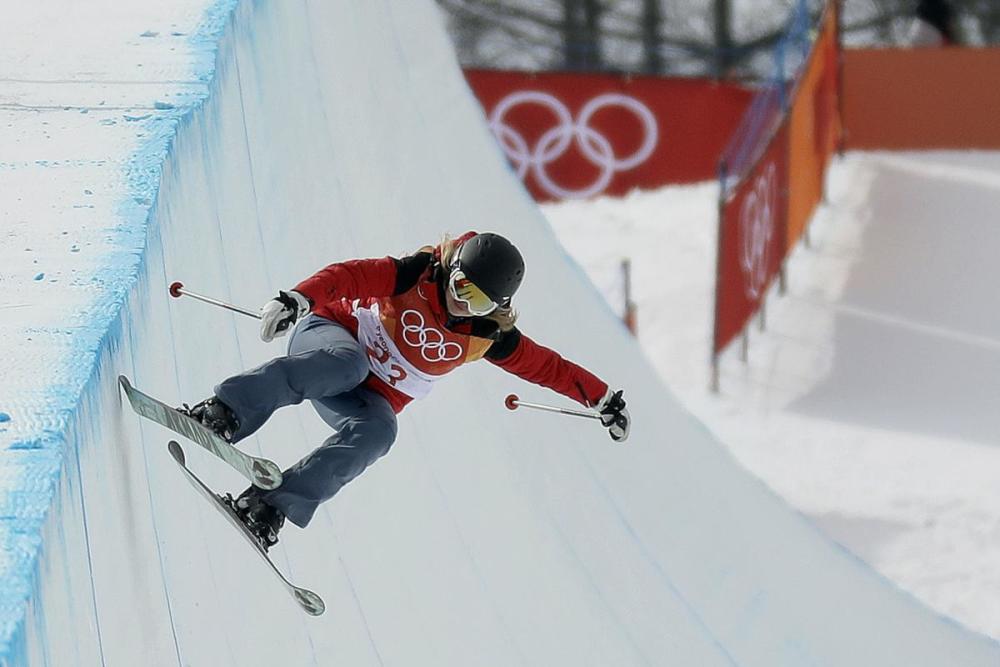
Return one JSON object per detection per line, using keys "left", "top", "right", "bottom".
{"left": 168, "top": 281, "right": 261, "bottom": 320}
{"left": 504, "top": 394, "right": 602, "bottom": 421}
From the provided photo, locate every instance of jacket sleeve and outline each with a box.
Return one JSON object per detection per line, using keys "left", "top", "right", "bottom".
{"left": 293, "top": 253, "right": 432, "bottom": 308}
{"left": 485, "top": 328, "right": 608, "bottom": 408}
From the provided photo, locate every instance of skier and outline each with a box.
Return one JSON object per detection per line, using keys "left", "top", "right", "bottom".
{"left": 181, "top": 232, "right": 631, "bottom": 549}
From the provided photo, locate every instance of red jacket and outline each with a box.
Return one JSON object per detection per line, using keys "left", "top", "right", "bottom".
{"left": 293, "top": 235, "right": 609, "bottom": 414}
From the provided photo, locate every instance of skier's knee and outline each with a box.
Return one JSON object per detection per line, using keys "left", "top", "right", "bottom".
{"left": 365, "top": 417, "right": 398, "bottom": 456}
{"left": 318, "top": 344, "right": 369, "bottom": 386}
{"left": 345, "top": 416, "right": 397, "bottom": 459}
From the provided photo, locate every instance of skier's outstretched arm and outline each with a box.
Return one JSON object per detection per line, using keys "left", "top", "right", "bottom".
{"left": 485, "top": 328, "right": 631, "bottom": 442}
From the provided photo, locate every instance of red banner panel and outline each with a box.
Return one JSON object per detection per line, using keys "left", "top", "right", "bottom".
{"left": 714, "top": 123, "right": 789, "bottom": 355}
{"left": 464, "top": 70, "right": 753, "bottom": 202}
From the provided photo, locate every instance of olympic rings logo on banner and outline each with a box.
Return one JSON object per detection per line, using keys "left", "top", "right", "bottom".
{"left": 739, "top": 163, "right": 777, "bottom": 300}
{"left": 488, "top": 91, "right": 659, "bottom": 200}
{"left": 401, "top": 310, "right": 463, "bottom": 363}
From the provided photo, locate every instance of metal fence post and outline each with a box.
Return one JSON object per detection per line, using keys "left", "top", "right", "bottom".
{"left": 622, "top": 258, "right": 637, "bottom": 336}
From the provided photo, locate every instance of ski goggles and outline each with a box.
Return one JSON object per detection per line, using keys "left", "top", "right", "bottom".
{"left": 447, "top": 268, "right": 498, "bottom": 316}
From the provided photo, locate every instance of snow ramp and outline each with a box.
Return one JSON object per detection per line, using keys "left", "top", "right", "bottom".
{"left": 3, "top": 1, "right": 1000, "bottom": 665}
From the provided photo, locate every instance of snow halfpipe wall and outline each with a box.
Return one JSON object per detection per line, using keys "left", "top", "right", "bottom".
{"left": 3, "top": 1, "right": 1000, "bottom": 665}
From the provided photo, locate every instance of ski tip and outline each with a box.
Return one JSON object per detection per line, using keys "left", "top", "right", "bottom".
{"left": 118, "top": 375, "right": 130, "bottom": 388}
{"left": 294, "top": 589, "right": 326, "bottom": 616}
{"left": 251, "top": 460, "right": 283, "bottom": 490}
{"left": 167, "top": 440, "right": 186, "bottom": 465}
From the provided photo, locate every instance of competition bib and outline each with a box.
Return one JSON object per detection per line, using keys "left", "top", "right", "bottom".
{"left": 353, "top": 302, "right": 444, "bottom": 400}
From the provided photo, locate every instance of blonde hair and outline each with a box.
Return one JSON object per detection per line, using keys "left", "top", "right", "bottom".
{"left": 437, "top": 234, "right": 518, "bottom": 333}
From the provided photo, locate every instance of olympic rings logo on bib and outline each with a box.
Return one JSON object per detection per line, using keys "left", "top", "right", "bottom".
{"left": 488, "top": 91, "right": 659, "bottom": 200}
{"left": 401, "top": 310, "right": 463, "bottom": 363}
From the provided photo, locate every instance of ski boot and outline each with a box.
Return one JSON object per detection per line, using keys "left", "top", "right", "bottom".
{"left": 224, "top": 487, "right": 285, "bottom": 552}
{"left": 179, "top": 397, "right": 239, "bottom": 442}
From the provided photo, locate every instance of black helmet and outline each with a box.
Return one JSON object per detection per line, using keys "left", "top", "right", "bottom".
{"left": 454, "top": 233, "right": 525, "bottom": 307}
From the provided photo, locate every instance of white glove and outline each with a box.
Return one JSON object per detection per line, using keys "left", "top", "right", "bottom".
{"left": 597, "top": 388, "right": 630, "bottom": 443}
{"left": 259, "top": 290, "right": 311, "bottom": 342}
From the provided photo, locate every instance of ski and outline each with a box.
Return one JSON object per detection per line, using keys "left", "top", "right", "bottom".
{"left": 119, "top": 375, "right": 282, "bottom": 490}
{"left": 167, "top": 440, "right": 326, "bottom": 616}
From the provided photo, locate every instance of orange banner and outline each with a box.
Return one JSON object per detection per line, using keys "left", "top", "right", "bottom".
{"left": 787, "top": 2, "right": 841, "bottom": 247}
{"left": 464, "top": 70, "right": 753, "bottom": 201}
{"left": 843, "top": 48, "right": 1000, "bottom": 150}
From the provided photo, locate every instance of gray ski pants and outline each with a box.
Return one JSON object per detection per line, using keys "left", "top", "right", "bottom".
{"left": 214, "top": 314, "right": 398, "bottom": 528}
